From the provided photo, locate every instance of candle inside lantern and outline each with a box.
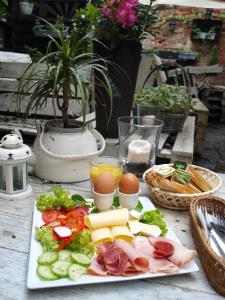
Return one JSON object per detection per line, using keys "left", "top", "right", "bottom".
{"left": 128, "top": 140, "right": 152, "bottom": 164}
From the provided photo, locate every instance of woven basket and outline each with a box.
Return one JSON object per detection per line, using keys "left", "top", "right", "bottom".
{"left": 190, "top": 196, "right": 225, "bottom": 296}
{"left": 143, "top": 164, "right": 222, "bottom": 211}
{"left": 156, "top": 111, "right": 187, "bottom": 133}
{"left": 136, "top": 105, "right": 186, "bottom": 133}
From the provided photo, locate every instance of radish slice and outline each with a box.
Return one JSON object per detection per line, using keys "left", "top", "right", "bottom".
{"left": 54, "top": 226, "right": 72, "bottom": 239}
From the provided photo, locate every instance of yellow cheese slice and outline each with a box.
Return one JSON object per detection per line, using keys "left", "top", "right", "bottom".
{"left": 91, "top": 227, "right": 113, "bottom": 245}
{"left": 84, "top": 208, "right": 129, "bottom": 230}
{"left": 128, "top": 220, "right": 144, "bottom": 234}
{"left": 140, "top": 224, "right": 162, "bottom": 237}
{"left": 128, "top": 220, "right": 162, "bottom": 237}
{"left": 110, "top": 226, "right": 134, "bottom": 243}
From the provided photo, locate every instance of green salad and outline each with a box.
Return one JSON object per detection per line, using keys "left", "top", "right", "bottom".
{"left": 140, "top": 209, "right": 168, "bottom": 236}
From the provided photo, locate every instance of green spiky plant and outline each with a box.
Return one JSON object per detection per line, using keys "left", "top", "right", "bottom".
{"left": 18, "top": 19, "right": 112, "bottom": 128}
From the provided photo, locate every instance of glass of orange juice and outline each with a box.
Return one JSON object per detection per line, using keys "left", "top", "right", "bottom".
{"left": 90, "top": 156, "right": 122, "bottom": 187}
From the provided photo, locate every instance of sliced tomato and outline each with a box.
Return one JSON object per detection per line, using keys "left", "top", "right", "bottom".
{"left": 61, "top": 215, "right": 84, "bottom": 229}
{"left": 42, "top": 210, "right": 61, "bottom": 224}
{"left": 42, "top": 220, "right": 61, "bottom": 228}
{"left": 56, "top": 227, "right": 82, "bottom": 251}
{"left": 68, "top": 206, "right": 89, "bottom": 217}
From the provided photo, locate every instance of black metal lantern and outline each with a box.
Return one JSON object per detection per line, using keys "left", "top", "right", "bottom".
{"left": 168, "top": 18, "right": 176, "bottom": 32}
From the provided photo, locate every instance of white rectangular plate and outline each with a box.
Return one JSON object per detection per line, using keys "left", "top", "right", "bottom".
{"left": 27, "top": 196, "right": 199, "bottom": 289}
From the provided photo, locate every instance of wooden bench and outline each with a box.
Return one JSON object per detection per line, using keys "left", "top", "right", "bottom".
{"left": 0, "top": 51, "right": 91, "bottom": 119}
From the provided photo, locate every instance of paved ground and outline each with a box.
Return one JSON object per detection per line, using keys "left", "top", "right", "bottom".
{"left": 194, "top": 121, "right": 225, "bottom": 173}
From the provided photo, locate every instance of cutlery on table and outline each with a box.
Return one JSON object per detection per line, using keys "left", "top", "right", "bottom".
{"left": 198, "top": 206, "right": 225, "bottom": 259}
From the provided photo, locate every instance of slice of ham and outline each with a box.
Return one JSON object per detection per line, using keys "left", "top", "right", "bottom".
{"left": 90, "top": 242, "right": 131, "bottom": 276}
{"left": 123, "top": 261, "right": 140, "bottom": 276}
{"left": 132, "top": 236, "right": 179, "bottom": 274}
{"left": 87, "top": 258, "right": 108, "bottom": 276}
{"left": 115, "top": 239, "right": 149, "bottom": 272}
{"left": 149, "top": 237, "right": 197, "bottom": 267}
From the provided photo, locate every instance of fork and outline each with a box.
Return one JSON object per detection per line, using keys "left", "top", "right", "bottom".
{"left": 212, "top": 210, "right": 225, "bottom": 229}
{"left": 201, "top": 206, "right": 225, "bottom": 259}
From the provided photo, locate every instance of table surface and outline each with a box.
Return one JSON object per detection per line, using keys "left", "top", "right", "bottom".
{"left": 1, "top": 173, "right": 225, "bottom": 300}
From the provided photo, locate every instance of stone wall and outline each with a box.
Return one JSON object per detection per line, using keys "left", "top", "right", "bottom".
{"left": 145, "top": 7, "right": 225, "bottom": 66}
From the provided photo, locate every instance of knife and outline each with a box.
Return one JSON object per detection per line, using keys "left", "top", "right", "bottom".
{"left": 210, "top": 222, "right": 225, "bottom": 235}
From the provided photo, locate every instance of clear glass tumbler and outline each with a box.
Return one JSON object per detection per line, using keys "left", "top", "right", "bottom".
{"left": 118, "top": 116, "right": 164, "bottom": 177}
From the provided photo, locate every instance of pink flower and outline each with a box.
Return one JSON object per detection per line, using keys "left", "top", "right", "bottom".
{"left": 127, "top": 12, "right": 137, "bottom": 25}
{"left": 102, "top": 4, "right": 111, "bottom": 17}
{"left": 109, "top": 0, "right": 117, "bottom": 5}
{"left": 126, "top": 0, "right": 139, "bottom": 7}
{"left": 114, "top": 2, "right": 137, "bottom": 27}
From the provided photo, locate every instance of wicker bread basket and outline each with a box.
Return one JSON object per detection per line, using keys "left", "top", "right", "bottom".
{"left": 190, "top": 196, "right": 225, "bottom": 296}
{"left": 143, "top": 164, "right": 222, "bottom": 211}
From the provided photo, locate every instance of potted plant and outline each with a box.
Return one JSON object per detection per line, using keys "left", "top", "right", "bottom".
{"left": 191, "top": 19, "right": 222, "bottom": 43}
{"left": 0, "top": 0, "right": 8, "bottom": 17}
{"left": 74, "top": 1, "right": 157, "bottom": 138}
{"left": 18, "top": 19, "right": 112, "bottom": 182}
{"left": 134, "top": 84, "right": 191, "bottom": 133}
{"left": 19, "top": 0, "right": 35, "bottom": 16}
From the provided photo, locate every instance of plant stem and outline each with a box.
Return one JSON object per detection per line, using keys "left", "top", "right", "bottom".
{"left": 62, "top": 81, "right": 70, "bottom": 128}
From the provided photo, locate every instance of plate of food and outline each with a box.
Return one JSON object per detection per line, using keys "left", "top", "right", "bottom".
{"left": 27, "top": 187, "right": 198, "bottom": 289}
{"left": 143, "top": 162, "right": 222, "bottom": 210}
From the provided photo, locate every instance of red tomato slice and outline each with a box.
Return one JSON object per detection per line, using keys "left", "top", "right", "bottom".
{"left": 61, "top": 216, "right": 84, "bottom": 229}
{"left": 68, "top": 206, "right": 89, "bottom": 217}
{"left": 56, "top": 227, "right": 83, "bottom": 251}
{"left": 42, "top": 210, "right": 61, "bottom": 224}
{"left": 154, "top": 241, "right": 174, "bottom": 257}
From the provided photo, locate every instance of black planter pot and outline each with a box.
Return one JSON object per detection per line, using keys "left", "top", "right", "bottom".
{"left": 94, "top": 40, "right": 142, "bottom": 138}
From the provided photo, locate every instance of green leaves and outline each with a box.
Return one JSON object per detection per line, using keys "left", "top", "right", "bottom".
{"left": 135, "top": 84, "right": 189, "bottom": 114}
{"left": 17, "top": 18, "right": 112, "bottom": 128}
{"left": 134, "top": 200, "right": 143, "bottom": 213}
{"left": 140, "top": 209, "right": 168, "bottom": 236}
{"left": 71, "top": 194, "right": 93, "bottom": 208}
{"left": 36, "top": 187, "right": 74, "bottom": 212}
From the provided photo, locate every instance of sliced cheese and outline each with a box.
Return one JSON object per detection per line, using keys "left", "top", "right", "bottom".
{"left": 129, "top": 210, "right": 141, "bottom": 219}
{"left": 128, "top": 220, "right": 144, "bottom": 234}
{"left": 110, "top": 226, "right": 134, "bottom": 243}
{"left": 128, "top": 220, "right": 162, "bottom": 237}
{"left": 91, "top": 227, "right": 113, "bottom": 245}
{"left": 84, "top": 208, "right": 129, "bottom": 230}
{"left": 140, "top": 224, "right": 162, "bottom": 237}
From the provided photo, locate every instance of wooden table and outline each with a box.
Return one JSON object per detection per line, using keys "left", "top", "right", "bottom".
{"left": 1, "top": 173, "right": 225, "bottom": 300}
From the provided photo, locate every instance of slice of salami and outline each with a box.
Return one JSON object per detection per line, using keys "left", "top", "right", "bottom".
{"left": 153, "top": 250, "right": 169, "bottom": 258}
{"left": 154, "top": 241, "right": 174, "bottom": 257}
{"left": 104, "top": 245, "right": 120, "bottom": 265}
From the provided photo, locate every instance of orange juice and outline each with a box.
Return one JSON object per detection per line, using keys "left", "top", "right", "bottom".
{"left": 90, "top": 163, "right": 122, "bottom": 186}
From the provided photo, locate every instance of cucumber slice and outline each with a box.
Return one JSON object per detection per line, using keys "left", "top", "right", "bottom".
{"left": 58, "top": 250, "right": 72, "bottom": 262}
{"left": 51, "top": 261, "right": 71, "bottom": 277}
{"left": 68, "top": 264, "right": 86, "bottom": 281}
{"left": 71, "top": 253, "right": 91, "bottom": 267}
{"left": 37, "top": 265, "right": 58, "bottom": 281}
{"left": 38, "top": 251, "right": 58, "bottom": 265}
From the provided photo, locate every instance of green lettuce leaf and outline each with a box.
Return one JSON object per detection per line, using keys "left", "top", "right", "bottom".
{"left": 139, "top": 209, "right": 168, "bottom": 236}
{"left": 36, "top": 187, "right": 75, "bottom": 212}
{"left": 35, "top": 226, "right": 59, "bottom": 251}
{"left": 67, "top": 230, "right": 95, "bottom": 258}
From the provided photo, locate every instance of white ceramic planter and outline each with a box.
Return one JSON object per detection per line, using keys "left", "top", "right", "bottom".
{"left": 33, "top": 120, "right": 105, "bottom": 182}
{"left": 19, "top": 2, "right": 34, "bottom": 16}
